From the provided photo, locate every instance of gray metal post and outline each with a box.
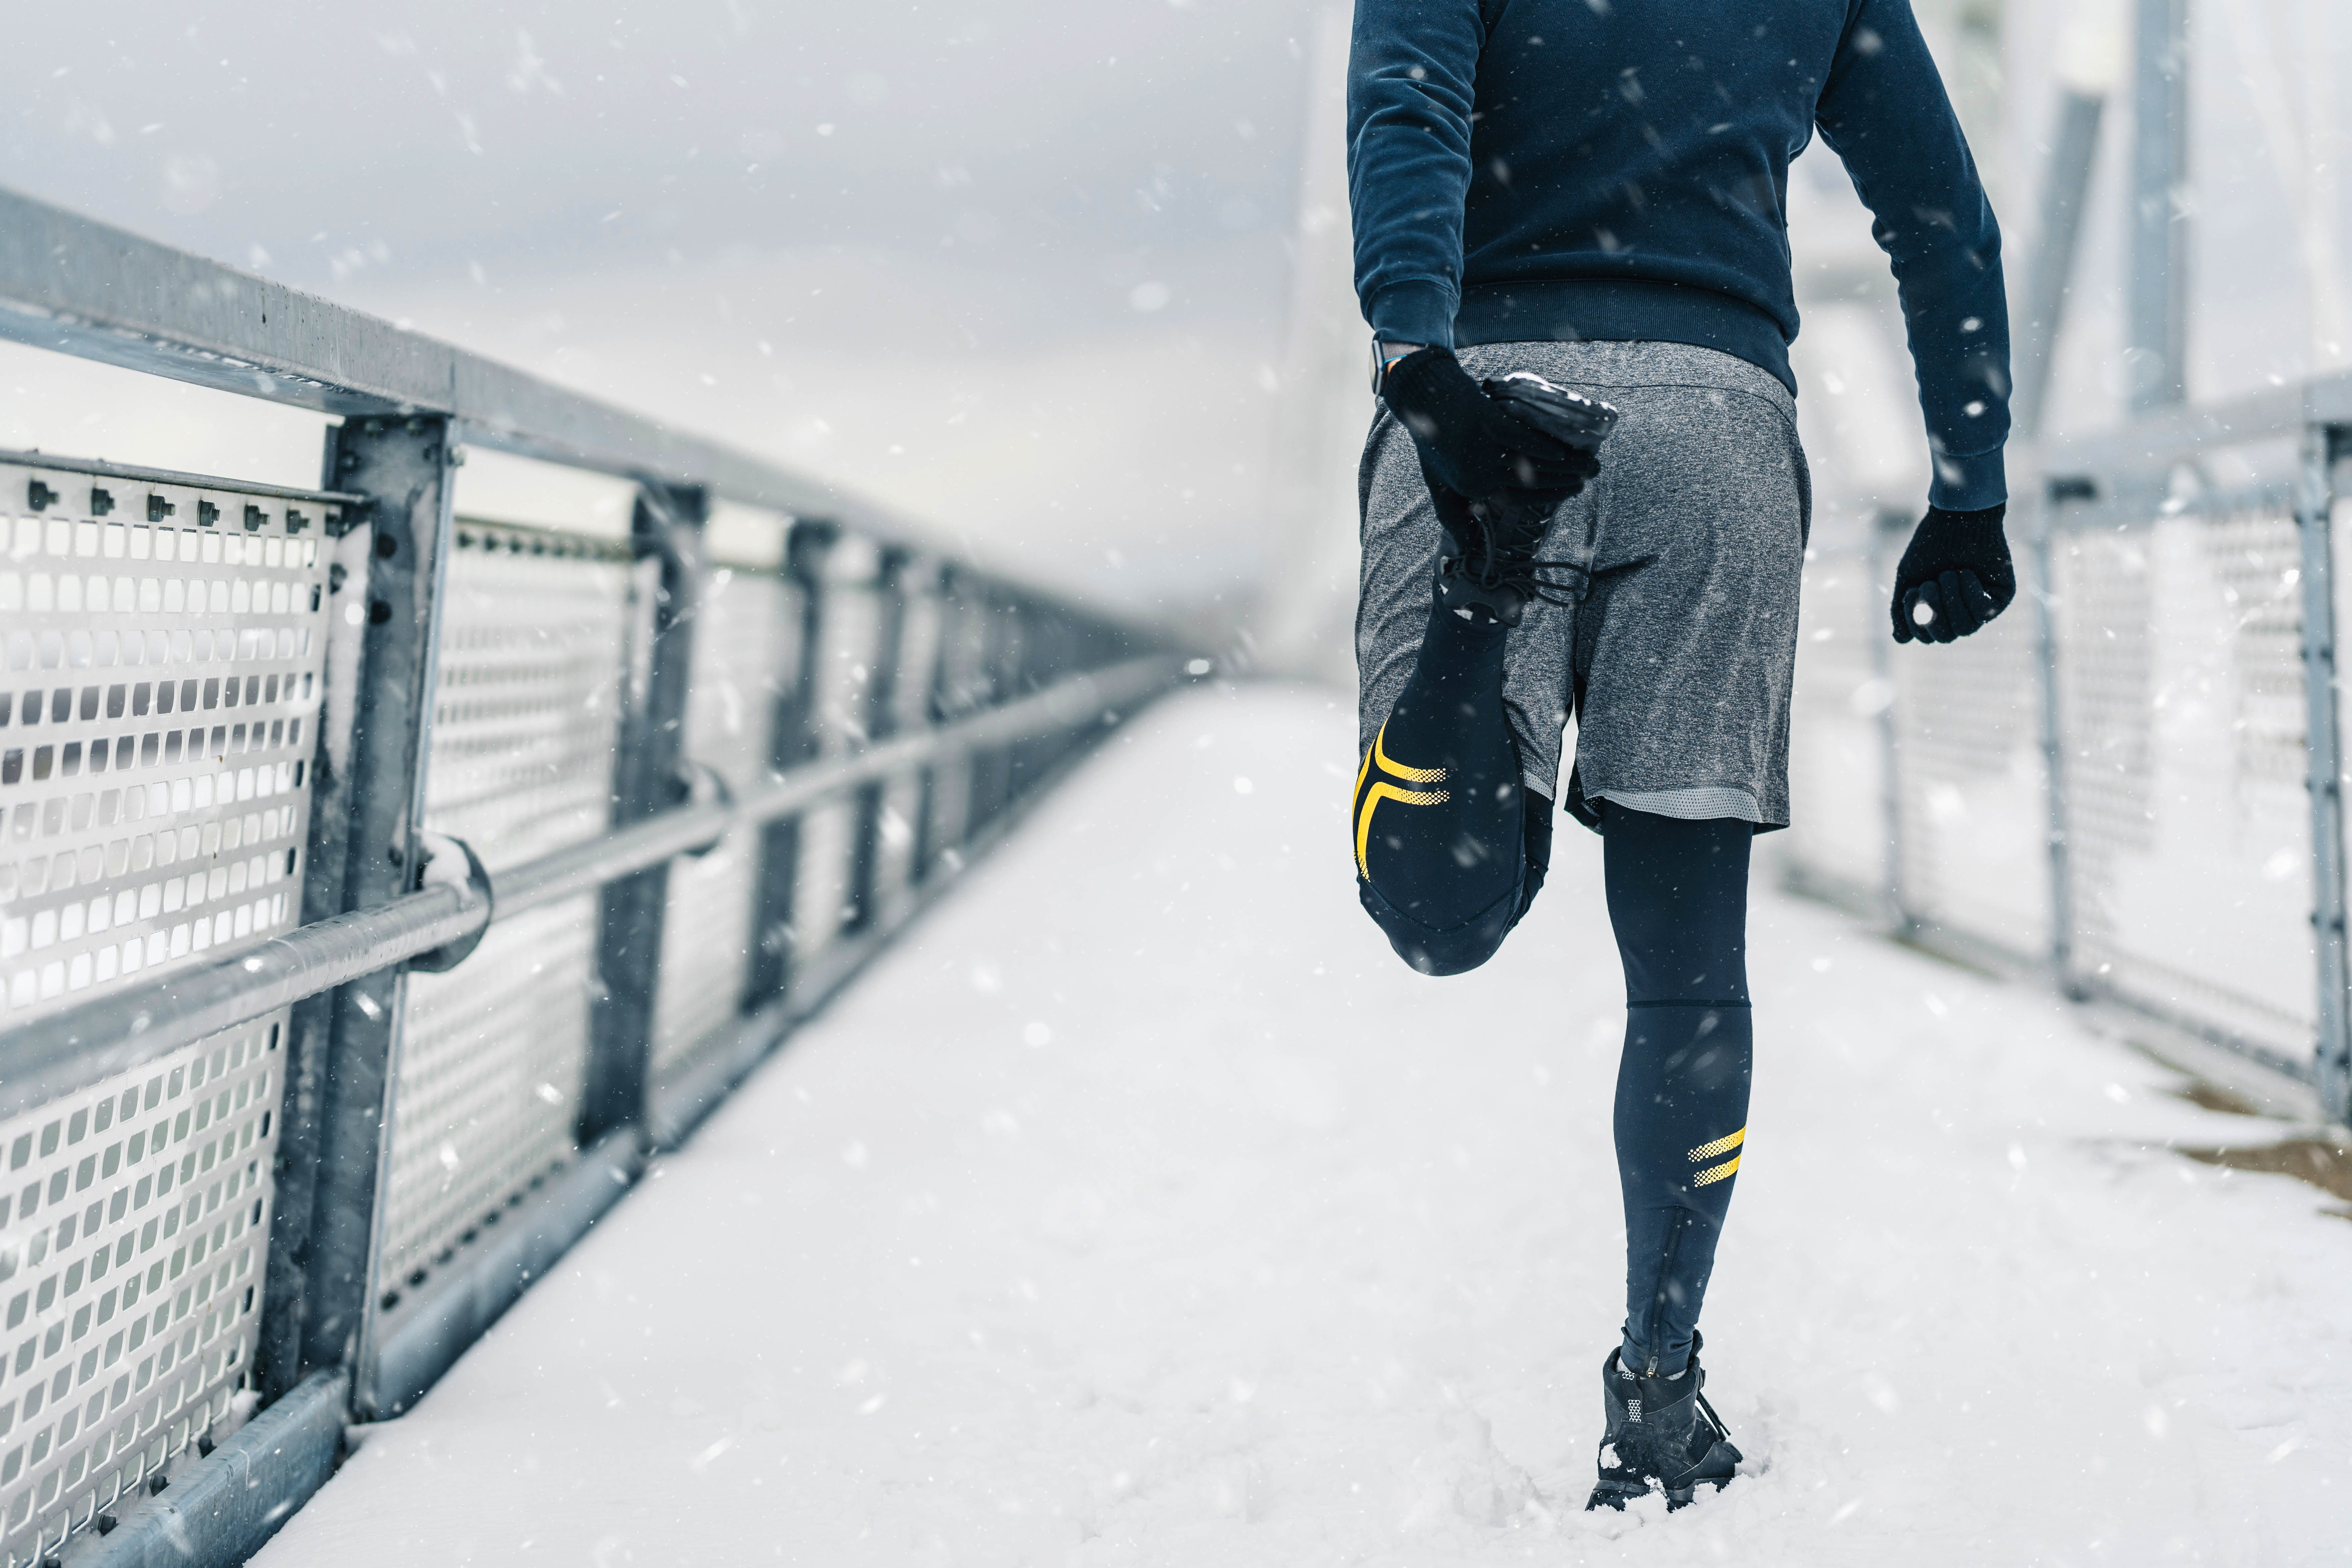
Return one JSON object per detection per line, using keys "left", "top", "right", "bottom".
{"left": 1870, "top": 511, "right": 1909, "bottom": 931}
{"left": 2035, "top": 483, "right": 2082, "bottom": 988}
{"left": 2128, "top": 0, "right": 2190, "bottom": 411}
{"left": 2297, "top": 424, "right": 2352, "bottom": 1121}
{"left": 2016, "top": 89, "right": 2107, "bottom": 440}
{"left": 581, "top": 486, "right": 707, "bottom": 1145}
{"left": 971, "top": 595, "right": 1020, "bottom": 828}
{"left": 844, "top": 547, "right": 913, "bottom": 933}
{"left": 747, "top": 520, "right": 837, "bottom": 1002}
{"left": 262, "top": 415, "right": 457, "bottom": 1396}
{"left": 909, "top": 563, "right": 957, "bottom": 885}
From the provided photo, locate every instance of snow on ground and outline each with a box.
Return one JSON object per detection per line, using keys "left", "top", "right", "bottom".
{"left": 256, "top": 684, "right": 2352, "bottom": 1567}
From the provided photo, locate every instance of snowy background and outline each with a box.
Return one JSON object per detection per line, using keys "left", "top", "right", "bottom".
{"left": 0, "top": 1, "right": 1336, "bottom": 618}
{"left": 3, "top": 1, "right": 2350, "bottom": 1558}
{"left": 253, "top": 688, "right": 2352, "bottom": 1565}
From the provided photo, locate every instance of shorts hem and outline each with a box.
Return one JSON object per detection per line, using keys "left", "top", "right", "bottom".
{"left": 1594, "top": 785, "right": 1763, "bottom": 823}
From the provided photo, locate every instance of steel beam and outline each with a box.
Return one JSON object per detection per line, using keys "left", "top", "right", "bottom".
{"left": 0, "top": 189, "right": 912, "bottom": 548}
{"left": 844, "top": 547, "right": 914, "bottom": 933}
{"left": 82, "top": 1369, "right": 347, "bottom": 1567}
{"left": 581, "top": 487, "right": 707, "bottom": 1145}
{"left": 2032, "top": 484, "right": 2077, "bottom": 988}
{"left": 283, "top": 416, "right": 459, "bottom": 1398}
{"left": 2127, "top": 0, "right": 2190, "bottom": 411}
{"left": 748, "top": 521, "right": 837, "bottom": 1003}
{"left": 2300, "top": 426, "right": 2352, "bottom": 1122}
{"left": 2015, "top": 89, "right": 2106, "bottom": 440}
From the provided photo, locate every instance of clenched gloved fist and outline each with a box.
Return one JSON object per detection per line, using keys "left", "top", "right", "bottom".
{"left": 1381, "top": 348, "right": 1603, "bottom": 521}
{"left": 1891, "top": 503, "right": 2015, "bottom": 645}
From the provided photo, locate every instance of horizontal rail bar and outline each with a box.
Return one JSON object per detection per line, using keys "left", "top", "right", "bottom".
{"left": 0, "top": 445, "right": 366, "bottom": 508}
{"left": 0, "top": 881, "right": 488, "bottom": 1123}
{"left": 494, "top": 653, "right": 1189, "bottom": 918}
{"left": 83, "top": 1367, "right": 347, "bottom": 1568}
{"left": 4, "top": 657, "right": 1190, "bottom": 1098}
{"left": 645, "top": 695, "right": 1118, "bottom": 1150}
{"left": 2042, "top": 377, "right": 2352, "bottom": 484}
{"left": 2049, "top": 478, "right": 2299, "bottom": 531}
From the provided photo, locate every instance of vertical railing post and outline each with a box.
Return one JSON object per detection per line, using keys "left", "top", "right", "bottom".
{"left": 909, "top": 564, "right": 959, "bottom": 887}
{"left": 2036, "top": 481, "right": 2080, "bottom": 989}
{"left": 2127, "top": 0, "right": 2190, "bottom": 412}
{"left": 258, "top": 415, "right": 457, "bottom": 1402}
{"left": 843, "top": 547, "right": 913, "bottom": 934}
{"left": 580, "top": 485, "right": 707, "bottom": 1145}
{"left": 748, "top": 520, "right": 837, "bottom": 1004}
{"left": 970, "top": 592, "right": 1019, "bottom": 828}
{"left": 2297, "top": 423, "right": 2352, "bottom": 1122}
{"left": 1869, "top": 509, "right": 1909, "bottom": 932}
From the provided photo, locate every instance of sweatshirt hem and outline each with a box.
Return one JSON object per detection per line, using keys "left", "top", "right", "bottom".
{"left": 1454, "top": 279, "right": 1796, "bottom": 396}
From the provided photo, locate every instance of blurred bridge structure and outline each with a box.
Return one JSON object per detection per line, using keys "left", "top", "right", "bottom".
{"left": 0, "top": 186, "right": 1191, "bottom": 1566}
{"left": 2, "top": 0, "right": 2352, "bottom": 1549}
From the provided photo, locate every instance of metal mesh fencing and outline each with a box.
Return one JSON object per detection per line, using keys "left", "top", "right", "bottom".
{"left": 0, "top": 185, "right": 1184, "bottom": 1568}
{"left": 0, "top": 1016, "right": 281, "bottom": 1566}
{"left": 380, "top": 522, "right": 633, "bottom": 1294}
{"left": 1888, "top": 561, "right": 2052, "bottom": 958}
{"left": 1782, "top": 537, "right": 1892, "bottom": 905}
{"left": 0, "top": 461, "right": 330, "bottom": 1562}
{"left": 2051, "top": 499, "right": 2319, "bottom": 1064}
{"left": 1, "top": 464, "right": 332, "bottom": 1026}
{"left": 650, "top": 565, "right": 794, "bottom": 1074}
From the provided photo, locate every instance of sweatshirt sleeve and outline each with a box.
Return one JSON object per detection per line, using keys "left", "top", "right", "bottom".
{"left": 1814, "top": 0, "right": 2012, "bottom": 510}
{"left": 1346, "top": 0, "right": 1491, "bottom": 349}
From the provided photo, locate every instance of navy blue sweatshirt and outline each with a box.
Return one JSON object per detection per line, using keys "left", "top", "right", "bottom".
{"left": 1348, "top": 0, "right": 2010, "bottom": 509}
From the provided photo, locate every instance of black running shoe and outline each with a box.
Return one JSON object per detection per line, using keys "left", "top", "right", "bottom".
{"left": 1429, "top": 373, "right": 1616, "bottom": 628}
{"left": 1586, "top": 1334, "right": 1742, "bottom": 1512}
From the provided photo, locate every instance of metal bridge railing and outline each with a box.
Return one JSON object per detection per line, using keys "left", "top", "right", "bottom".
{"left": 0, "top": 188, "right": 1194, "bottom": 1568}
{"left": 1780, "top": 376, "right": 2352, "bottom": 1127}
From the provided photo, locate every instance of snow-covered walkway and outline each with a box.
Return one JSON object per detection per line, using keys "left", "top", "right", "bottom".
{"left": 257, "top": 684, "right": 2351, "bottom": 1566}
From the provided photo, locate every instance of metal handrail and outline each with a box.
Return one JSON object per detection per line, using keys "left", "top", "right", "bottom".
{"left": 2040, "top": 373, "right": 2352, "bottom": 484}
{"left": 0, "top": 188, "right": 902, "bottom": 541}
{"left": 0, "top": 655, "right": 1189, "bottom": 1114}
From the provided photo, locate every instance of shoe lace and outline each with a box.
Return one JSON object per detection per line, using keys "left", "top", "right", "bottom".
{"left": 1460, "top": 507, "right": 1584, "bottom": 608}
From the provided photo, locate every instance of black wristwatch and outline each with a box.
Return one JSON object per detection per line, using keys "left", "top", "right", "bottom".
{"left": 1370, "top": 339, "right": 1426, "bottom": 396}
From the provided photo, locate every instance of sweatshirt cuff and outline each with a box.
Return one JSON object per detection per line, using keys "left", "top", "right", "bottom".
{"left": 1366, "top": 280, "right": 1457, "bottom": 350}
{"left": 1929, "top": 445, "right": 2008, "bottom": 512}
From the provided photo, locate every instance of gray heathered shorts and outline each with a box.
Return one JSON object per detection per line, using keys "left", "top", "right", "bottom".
{"left": 1357, "top": 340, "right": 1811, "bottom": 831}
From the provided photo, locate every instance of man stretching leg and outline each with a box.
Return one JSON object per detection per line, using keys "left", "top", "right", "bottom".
{"left": 1345, "top": 0, "right": 2015, "bottom": 1510}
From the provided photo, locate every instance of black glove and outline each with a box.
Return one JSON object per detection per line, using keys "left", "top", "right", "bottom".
{"left": 1891, "top": 503, "right": 2015, "bottom": 645}
{"left": 1381, "top": 348, "right": 1601, "bottom": 513}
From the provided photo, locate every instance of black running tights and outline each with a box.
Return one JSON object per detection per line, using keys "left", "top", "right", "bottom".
{"left": 1605, "top": 806, "right": 1751, "bottom": 1379}
{"left": 1355, "top": 604, "right": 1751, "bottom": 1377}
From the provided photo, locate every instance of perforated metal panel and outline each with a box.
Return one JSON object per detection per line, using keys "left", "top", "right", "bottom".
{"left": 381, "top": 521, "right": 633, "bottom": 1294}
{"left": 2052, "top": 503, "right": 2318, "bottom": 1061}
{"left": 0, "top": 463, "right": 332, "bottom": 1027}
{"left": 1890, "top": 569, "right": 2052, "bottom": 956}
{"left": 0, "top": 1017, "right": 282, "bottom": 1567}
{"left": 650, "top": 566, "right": 792, "bottom": 1074}
{"left": 1781, "top": 539, "right": 1892, "bottom": 903}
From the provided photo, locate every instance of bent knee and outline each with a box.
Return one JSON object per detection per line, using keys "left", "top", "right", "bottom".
{"left": 1359, "top": 878, "right": 1519, "bottom": 977}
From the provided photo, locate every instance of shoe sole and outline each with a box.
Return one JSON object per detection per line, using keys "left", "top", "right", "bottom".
{"left": 1585, "top": 1463, "right": 1737, "bottom": 1514}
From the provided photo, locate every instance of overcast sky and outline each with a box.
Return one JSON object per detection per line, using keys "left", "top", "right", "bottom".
{"left": 0, "top": 1, "right": 1338, "bottom": 611}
